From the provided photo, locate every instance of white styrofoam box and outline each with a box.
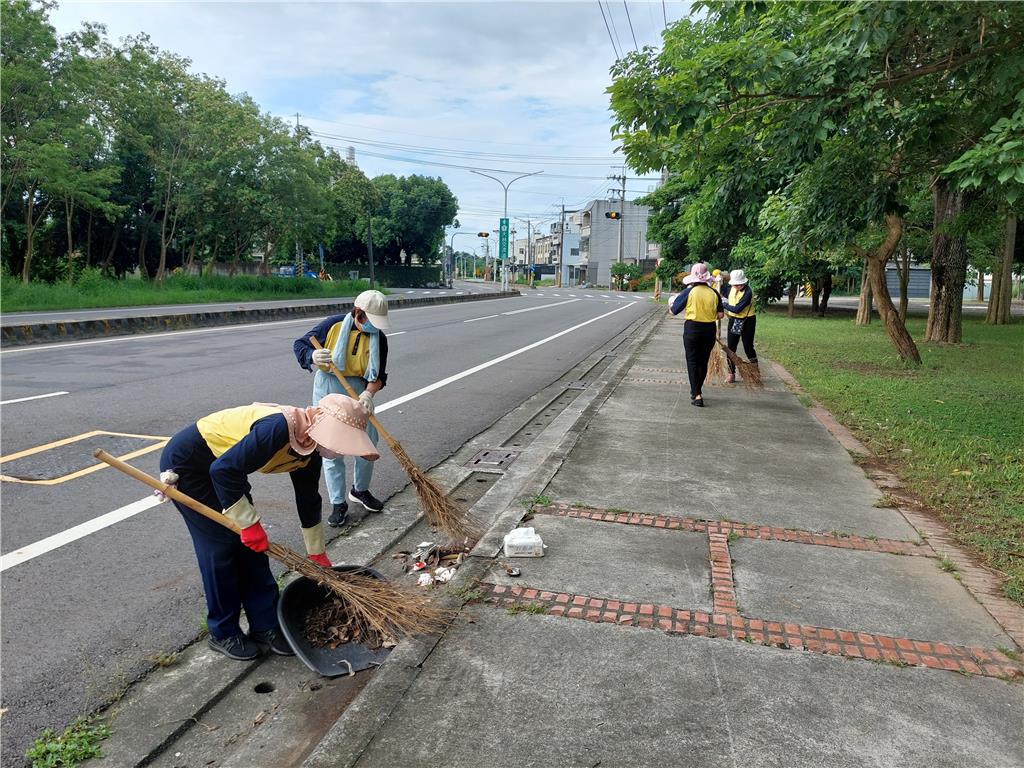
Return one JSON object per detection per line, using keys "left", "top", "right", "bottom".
{"left": 503, "top": 526, "right": 545, "bottom": 558}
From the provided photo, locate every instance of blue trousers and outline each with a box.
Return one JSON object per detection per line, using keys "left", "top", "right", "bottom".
{"left": 161, "top": 425, "right": 279, "bottom": 641}
{"left": 312, "top": 372, "right": 379, "bottom": 504}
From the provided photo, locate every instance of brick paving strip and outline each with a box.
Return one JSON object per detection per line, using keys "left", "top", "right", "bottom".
{"left": 534, "top": 503, "right": 934, "bottom": 558}
{"left": 474, "top": 582, "right": 1024, "bottom": 681}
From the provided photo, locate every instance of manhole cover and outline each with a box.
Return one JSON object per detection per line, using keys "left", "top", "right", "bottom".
{"left": 463, "top": 449, "right": 520, "bottom": 472}
{"left": 565, "top": 381, "right": 590, "bottom": 390}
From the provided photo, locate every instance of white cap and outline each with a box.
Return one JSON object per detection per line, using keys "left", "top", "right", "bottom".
{"left": 729, "top": 269, "right": 748, "bottom": 286}
{"left": 354, "top": 290, "right": 390, "bottom": 330}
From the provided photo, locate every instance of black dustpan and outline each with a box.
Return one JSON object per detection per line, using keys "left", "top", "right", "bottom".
{"left": 277, "top": 564, "right": 392, "bottom": 677}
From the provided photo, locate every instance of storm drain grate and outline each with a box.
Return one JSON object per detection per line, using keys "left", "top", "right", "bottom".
{"left": 463, "top": 449, "right": 521, "bottom": 473}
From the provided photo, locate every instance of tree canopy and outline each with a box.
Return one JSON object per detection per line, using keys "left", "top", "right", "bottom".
{"left": 0, "top": 0, "right": 458, "bottom": 283}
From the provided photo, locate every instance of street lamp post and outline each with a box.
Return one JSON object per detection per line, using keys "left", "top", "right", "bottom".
{"left": 470, "top": 169, "right": 542, "bottom": 289}
{"left": 449, "top": 230, "right": 489, "bottom": 279}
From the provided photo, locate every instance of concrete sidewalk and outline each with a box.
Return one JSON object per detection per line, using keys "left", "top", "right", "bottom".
{"left": 81, "top": 310, "right": 1023, "bottom": 768}
{"left": 307, "top": 314, "right": 1023, "bottom": 768}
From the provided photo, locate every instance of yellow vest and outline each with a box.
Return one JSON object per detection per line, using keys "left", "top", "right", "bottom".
{"left": 319, "top": 324, "right": 372, "bottom": 378}
{"left": 684, "top": 284, "right": 721, "bottom": 322}
{"left": 196, "top": 405, "right": 311, "bottom": 474}
{"left": 726, "top": 286, "right": 756, "bottom": 319}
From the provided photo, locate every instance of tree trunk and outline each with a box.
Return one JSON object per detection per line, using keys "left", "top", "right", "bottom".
{"left": 86, "top": 211, "right": 93, "bottom": 266}
{"left": 64, "top": 198, "right": 74, "bottom": 269}
{"left": 185, "top": 240, "right": 197, "bottom": 272}
{"left": 976, "top": 268, "right": 985, "bottom": 302}
{"left": 811, "top": 279, "right": 820, "bottom": 314}
{"left": 869, "top": 214, "right": 922, "bottom": 364}
{"left": 856, "top": 257, "right": 873, "bottom": 325}
{"left": 102, "top": 225, "right": 121, "bottom": 276}
{"left": 137, "top": 208, "right": 158, "bottom": 278}
{"left": 896, "top": 246, "right": 910, "bottom": 323}
{"left": 819, "top": 274, "right": 832, "bottom": 316}
{"left": 21, "top": 190, "right": 36, "bottom": 283}
{"left": 787, "top": 282, "right": 797, "bottom": 317}
{"left": 987, "top": 214, "right": 1015, "bottom": 325}
{"left": 925, "top": 178, "right": 969, "bottom": 343}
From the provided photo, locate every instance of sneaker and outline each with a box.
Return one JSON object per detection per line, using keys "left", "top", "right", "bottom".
{"left": 327, "top": 502, "right": 349, "bottom": 528}
{"left": 250, "top": 627, "right": 295, "bottom": 657}
{"left": 348, "top": 487, "right": 384, "bottom": 513}
{"left": 208, "top": 633, "right": 261, "bottom": 661}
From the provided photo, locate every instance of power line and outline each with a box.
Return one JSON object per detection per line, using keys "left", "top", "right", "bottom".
{"left": 604, "top": 0, "right": 626, "bottom": 59}
{"left": 662, "top": 0, "right": 668, "bottom": 29}
{"left": 597, "top": 0, "right": 620, "bottom": 60}
{"left": 622, "top": 0, "right": 640, "bottom": 53}
{"left": 308, "top": 129, "right": 620, "bottom": 165}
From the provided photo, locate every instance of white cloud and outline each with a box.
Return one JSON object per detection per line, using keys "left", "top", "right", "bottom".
{"left": 51, "top": 1, "right": 685, "bottom": 237}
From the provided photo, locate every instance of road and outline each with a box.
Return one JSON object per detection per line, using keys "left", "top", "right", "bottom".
{"left": 0, "top": 290, "right": 650, "bottom": 762}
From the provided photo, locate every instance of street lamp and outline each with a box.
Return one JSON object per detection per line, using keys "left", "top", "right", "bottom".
{"left": 449, "top": 230, "right": 489, "bottom": 279}
{"left": 470, "top": 169, "right": 542, "bottom": 288}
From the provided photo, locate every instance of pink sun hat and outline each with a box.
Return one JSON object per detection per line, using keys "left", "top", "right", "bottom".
{"left": 683, "top": 262, "right": 713, "bottom": 286}
{"left": 307, "top": 394, "right": 380, "bottom": 460}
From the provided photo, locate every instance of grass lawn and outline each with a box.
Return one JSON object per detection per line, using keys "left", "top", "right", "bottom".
{"left": 1, "top": 271, "right": 379, "bottom": 312}
{"left": 757, "top": 308, "right": 1024, "bottom": 604}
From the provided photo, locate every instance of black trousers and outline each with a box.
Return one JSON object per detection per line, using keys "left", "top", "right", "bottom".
{"left": 727, "top": 315, "right": 758, "bottom": 374}
{"left": 683, "top": 320, "right": 717, "bottom": 398}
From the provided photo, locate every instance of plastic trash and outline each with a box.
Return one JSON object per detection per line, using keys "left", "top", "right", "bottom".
{"left": 417, "top": 572, "right": 434, "bottom": 587}
{"left": 434, "top": 566, "right": 456, "bottom": 583}
{"left": 503, "top": 527, "right": 545, "bottom": 558}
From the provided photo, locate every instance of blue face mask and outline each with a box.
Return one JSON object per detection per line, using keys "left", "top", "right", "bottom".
{"left": 361, "top": 318, "right": 376, "bottom": 333}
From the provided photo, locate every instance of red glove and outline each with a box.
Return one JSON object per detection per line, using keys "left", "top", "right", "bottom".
{"left": 308, "top": 552, "right": 332, "bottom": 568}
{"left": 239, "top": 522, "right": 269, "bottom": 552}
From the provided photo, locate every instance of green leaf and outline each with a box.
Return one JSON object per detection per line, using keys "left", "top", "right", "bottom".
{"left": 998, "top": 166, "right": 1015, "bottom": 183}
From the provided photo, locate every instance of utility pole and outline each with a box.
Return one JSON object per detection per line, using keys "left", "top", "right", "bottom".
{"left": 557, "top": 202, "right": 566, "bottom": 287}
{"left": 367, "top": 214, "right": 375, "bottom": 289}
{"left": 609, "top": 170, "right": 627, "bottom": 264}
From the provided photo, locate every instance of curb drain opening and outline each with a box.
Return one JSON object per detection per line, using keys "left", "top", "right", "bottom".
{"left": 254, "top": 682, "right": 275, "bottom": 694}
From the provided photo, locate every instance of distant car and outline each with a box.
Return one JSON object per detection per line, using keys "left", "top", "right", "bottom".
{"left": 276, "top": 265, "right": 320, "bottom": 279}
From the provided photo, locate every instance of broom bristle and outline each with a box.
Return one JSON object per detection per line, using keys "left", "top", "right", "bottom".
{"left": 716, "top": 340, "right": 763, "bottom": 390}
{"left": 388, "top": 439, "right": 483, "bottom": 542}
{"left": 707, "top": 344, "right": 727, "bottom": 384}
{"left": 269, "top": 543, "right": 450, "bottom": 643}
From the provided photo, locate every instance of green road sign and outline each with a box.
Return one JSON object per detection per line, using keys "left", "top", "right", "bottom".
{"left": 499, "top": 218, "right": 509, "bottom": 262}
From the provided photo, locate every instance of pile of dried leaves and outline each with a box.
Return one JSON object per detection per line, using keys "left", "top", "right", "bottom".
{"left": 304, "top": 596, "right": 394, "bottom": 651}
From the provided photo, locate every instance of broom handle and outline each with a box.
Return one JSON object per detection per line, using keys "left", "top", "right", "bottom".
{"left": 94, "top": 448, "right": 242, "bottom": 535}
{"left": 309, "top": 337, "right": 396, "bottom": 446}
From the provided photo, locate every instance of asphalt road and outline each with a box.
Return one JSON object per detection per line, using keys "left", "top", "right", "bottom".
{"left": 0, "top": 290, "right": 650, "bottom": 762}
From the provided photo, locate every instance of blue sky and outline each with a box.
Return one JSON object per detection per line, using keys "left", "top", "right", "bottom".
{"left": 51, "top": 1, "right": 688, "bottom": 248}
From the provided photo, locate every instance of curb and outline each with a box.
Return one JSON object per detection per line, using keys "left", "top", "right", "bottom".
{"left": 0, "top": 291, "right": 520, "bottom": 347}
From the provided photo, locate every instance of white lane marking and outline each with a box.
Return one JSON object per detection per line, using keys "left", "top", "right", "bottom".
{"left": 568, "top": 294, "right": 577, "bottom": 297}
{"left": 1, "top": 495, "right": 162, "bottom": 572}
{"left": 601, "top": 294, "right": 610, "bottom": 298}
{"left": 463, "top": 314, "right": 500, "bottom": 323}
{"left": 0, "top": 299, "right": 518, "bottom": 356}
{"left": 388, "top": 331, "right": 407, "bottom": 336}
{"left": 420, "top": 291, "right": 431, "bottom": 295}
{"left": 379, "top": 302, "right": 637, "bottom": 413}
{"left": 1, "top": 391, "right": 69, "bottom": 405}
{"left": 551, "top": 293, "right": 561, "bottom": 297}
{"left": 405, "top": 290, "right": 415, "bottom": 293}
{"left": 535, "top": 293, "right": 545, "bottom": 296}
{"left": 501, "top": 298, "right": 580, "bottom": 316}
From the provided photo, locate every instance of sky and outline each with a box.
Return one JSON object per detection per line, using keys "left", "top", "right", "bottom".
{"left": 49, "top": 1, "right": 689, "bottom": 253}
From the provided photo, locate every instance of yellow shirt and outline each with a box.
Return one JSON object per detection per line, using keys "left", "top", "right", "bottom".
{"left": 726, "top": 286, "right": 756, "bottom": 319}
{"left": 196, "top": 405, "right": 311, "bottom": 474}
{"left": 683, "top": 284, "right": 722, "bottom": 322}
{"left": 319, "top": 324, "right": 372, "bottom": 378}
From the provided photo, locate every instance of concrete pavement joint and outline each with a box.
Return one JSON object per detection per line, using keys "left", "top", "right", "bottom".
{"left": 475, "top": 582, "right": 1024, "bottom": 681}
{"left": 534, "top": 503, "right": 934, "bottom": 557}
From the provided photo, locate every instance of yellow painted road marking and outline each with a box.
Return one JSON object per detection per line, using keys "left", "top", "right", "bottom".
{"left": 0, "top": 431, "right": 169, "bottom": 486}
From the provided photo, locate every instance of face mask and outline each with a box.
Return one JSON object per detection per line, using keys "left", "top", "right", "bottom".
{"left": 361, "top": 318, "right": 376, "bottom": 333}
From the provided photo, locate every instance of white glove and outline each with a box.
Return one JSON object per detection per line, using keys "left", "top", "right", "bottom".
{"left": 153, "top": 469, "right": 178, "bottom": 501}
{"left": 358, "top": 390, "right": 375, "bottom": 415}
{"left": 312, "top": 348, "right": 333, "bottom": 367}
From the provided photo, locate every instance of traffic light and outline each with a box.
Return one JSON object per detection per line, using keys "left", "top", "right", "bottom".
{"left": 605, "top": 211, "right": 621, "bottom": 219}
{"left": 477, "top": 232, "right": 489, "bottom": 237}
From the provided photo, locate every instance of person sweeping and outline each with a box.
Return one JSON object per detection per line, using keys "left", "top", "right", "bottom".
{"left": 723, "top": 268, "right": 758, "bottom": 384}
{"left": 158, "top": 395, "right": 379, "bottom": 661}
{"left": 294, "top": 290, "right": 390, "bottom": 527}
{"left": 670, "top": 262, "right": 724, "bottom": 407}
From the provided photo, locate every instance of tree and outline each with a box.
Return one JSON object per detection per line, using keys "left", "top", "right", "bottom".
{"left": 369, "top": 175, "right": 457, "bottom": 266}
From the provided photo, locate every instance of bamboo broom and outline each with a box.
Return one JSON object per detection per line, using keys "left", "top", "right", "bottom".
{"left": 309, "top": 337, "right": 482, "bottom": 543}
{"left": 706, "top": 343, "right": 727, "bottom": 385}
{"left": 94, "top": 450, "right": 448, "bottom": 643}
{"left": 715, "top": 339, "right": 763, "bottom": 389}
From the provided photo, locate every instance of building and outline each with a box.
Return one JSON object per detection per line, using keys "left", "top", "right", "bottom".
{"left": 579, "top": 198, "right": 651, "bottom": 287}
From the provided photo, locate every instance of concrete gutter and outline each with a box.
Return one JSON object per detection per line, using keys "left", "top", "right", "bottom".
{"left": 0, "top": 291, "right": 520, "bottom": 347}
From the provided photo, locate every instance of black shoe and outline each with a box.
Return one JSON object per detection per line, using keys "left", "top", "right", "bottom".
{"left": 250, "top": 627, "right": 295, "bottom": 657}
{"left": 692, "top": 397, "right": 705, "bottom": 407}
{"left": 327, "top": 502, "right": 349, "bottom": 527}
{"left": 348, "top": 487, "right": 384, "bottom": 513}
{"left": 208, "top": 633, "right": 261, "bottom": 661}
